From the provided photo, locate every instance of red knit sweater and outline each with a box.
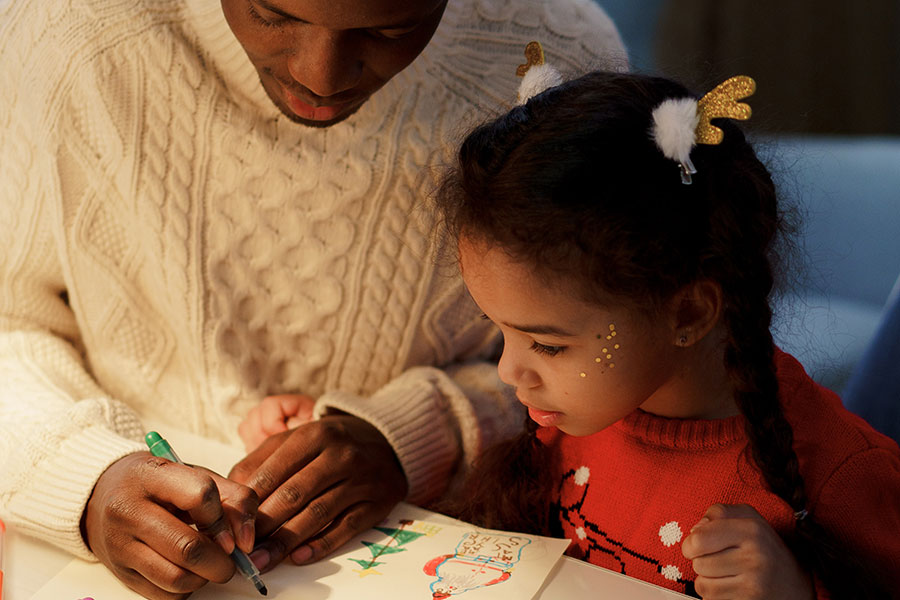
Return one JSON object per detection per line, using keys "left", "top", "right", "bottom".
{"left": 537, "top": 350, "right": 900, "bottom": 597}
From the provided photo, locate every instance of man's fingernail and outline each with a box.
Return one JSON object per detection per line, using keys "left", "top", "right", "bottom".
{"left": 239, "top": 522, "right": 255, "bottom": 553}
{"left": 214, "top": 529, "right": 236, "bottom": 554}
{"left": 250, "top": 548, "right": 271, "bottom": 571}
{"left": 291, "top": 545, "right": 313, "bottom": 564}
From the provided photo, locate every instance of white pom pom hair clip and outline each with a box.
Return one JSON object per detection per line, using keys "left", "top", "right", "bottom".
{"left": 514, "top": 42, "right": 756, "bottom": 186}
{"left": 515, "top": 41, "right": 562, "bottom": 105}
{"left": 652, "top": 75, "right": 757, "bottom": 184}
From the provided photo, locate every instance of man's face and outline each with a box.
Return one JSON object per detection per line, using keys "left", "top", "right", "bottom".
{"left": 221, "top": 0, "right": 448, "bottom": 127}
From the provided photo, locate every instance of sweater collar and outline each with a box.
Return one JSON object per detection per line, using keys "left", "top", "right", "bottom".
{"left": 183, "top": 1, "right": 279, "bottom": 118}
{"left": 614, "top": 408, "right": 747, "bottom": 450}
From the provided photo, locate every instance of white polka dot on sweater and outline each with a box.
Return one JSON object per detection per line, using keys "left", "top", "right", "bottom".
{"left": 661, "top": 565, "right": 682, "bottom": 581}
{"left": 575, "top": 527, "right": 586, "bottom": 540}
{"left": 658, "top": 521, "right": 683, "bottom": 547}
{"left": 574, "top": 466, "right": 590, "bottom": 486}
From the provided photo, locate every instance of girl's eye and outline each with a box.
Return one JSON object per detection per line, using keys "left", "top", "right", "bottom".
{"left": 530, "top": 341, "right": 565, "bottom": 357}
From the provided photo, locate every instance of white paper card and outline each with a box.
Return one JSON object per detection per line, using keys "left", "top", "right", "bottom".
{"left": 30, "top": 503, "right": 569, "bottom": 600}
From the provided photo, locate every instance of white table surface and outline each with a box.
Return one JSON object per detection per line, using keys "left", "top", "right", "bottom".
{"left": 4, "top": 423, "right": 687, "bottom": 600}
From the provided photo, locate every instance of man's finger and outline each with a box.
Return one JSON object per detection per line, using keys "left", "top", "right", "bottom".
{"left": 114, "top": 539, "right": 206, "bottom": 600}
{"left": 291, "top": 502, "right": 389, "bottom": 565}
{"left": 250, "top": 484, "right": 368, "bottom": 572}
{"left": 253, "top": 450, "right": 347, "bottom": 538}
{"left": 133, "top": 501, "right": 235, "bottom": 584}
{"left": 142, "top": 458, "right": 228, "bottom": 532}
{"left": 202, "top": 469, "right": 260, "bottom": 554}
{"left": 229, "top": 429, "right": 291, "bottom": 487}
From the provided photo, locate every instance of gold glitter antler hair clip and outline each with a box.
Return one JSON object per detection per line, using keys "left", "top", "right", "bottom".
{"left": 516, "top": 41, "right": 562, "bottom": 105}
{"left": 652, "top": 75, "right": 756, "bottom": 184}
{"left": 695, "top": 76, "right": 756, "bottom": 145}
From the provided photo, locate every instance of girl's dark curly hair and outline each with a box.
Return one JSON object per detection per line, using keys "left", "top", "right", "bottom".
{"left": 435, "top": 71, "right": 884, "bottom": 598}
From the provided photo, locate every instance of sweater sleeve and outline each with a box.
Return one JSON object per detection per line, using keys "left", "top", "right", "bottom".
{"left": 313, "top": 361, "right": 522, "bottom": 505}
{"left": 811, "top": 446, "right": 900, "bottom": 591}
{"left": 0, "top": 3, "right": 147, "bottom": 559}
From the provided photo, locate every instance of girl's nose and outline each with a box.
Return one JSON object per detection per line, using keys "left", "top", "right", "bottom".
{"left": 497, "top": 343, "right": 540, "bottom": 389}
{"left": 285, "top": 28, "right": 363, "bottom": 98}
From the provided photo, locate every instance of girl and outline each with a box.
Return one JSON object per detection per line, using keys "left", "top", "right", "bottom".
{"left": 435, "top": 66, "right": 900, "bottom": 599}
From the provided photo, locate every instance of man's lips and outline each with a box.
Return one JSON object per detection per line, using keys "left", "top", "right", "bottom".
{"left": 280, "top": 84, "right": 359, "bottom": 122}
{"left": 282, "top": 87, "right": 345, "bottom": 121}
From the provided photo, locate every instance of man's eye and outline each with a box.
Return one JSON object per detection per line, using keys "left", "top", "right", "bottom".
{"left": 248, "top": 4, "right": 284, "bottom": 28}
{"left": 530, "top": 341, "right": 565, "bottom": 356}
{"left": 368, "top": 26, "right": 418, "bottom": 40}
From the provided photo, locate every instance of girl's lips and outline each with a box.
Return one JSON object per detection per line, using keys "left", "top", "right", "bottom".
{"left": 283, "top": 87, "right": 346, "bottom": 122}
{"left": 526, "top": 405, "right": 562, "bottom": 427}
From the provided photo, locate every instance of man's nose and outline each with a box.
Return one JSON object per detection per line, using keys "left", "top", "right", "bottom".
{"left": 285, "top": 27, "right": 363, "bottom": 98}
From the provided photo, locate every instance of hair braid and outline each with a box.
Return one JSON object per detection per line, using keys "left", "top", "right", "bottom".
{"left": 436, "top": 416, "right": 554, "bottom": 534}
{"left": 719, "top": 251, "right": 885, "bottom": 597}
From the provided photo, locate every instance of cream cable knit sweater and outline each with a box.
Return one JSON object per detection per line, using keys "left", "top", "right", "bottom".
{"left": 0, "top": 0, "right": 625, "bottom": 558}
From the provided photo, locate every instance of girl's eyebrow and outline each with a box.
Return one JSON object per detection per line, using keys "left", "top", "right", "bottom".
{"left": 502, "top": 322, "right": 577, "bottom": 337}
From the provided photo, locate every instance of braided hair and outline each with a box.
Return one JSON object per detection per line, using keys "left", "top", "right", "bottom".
{"left": 435, "top": 71, "right": 884, "bottom": 598}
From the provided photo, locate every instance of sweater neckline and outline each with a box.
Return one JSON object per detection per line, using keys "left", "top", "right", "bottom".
{"left": 613, "top": 409, "right": 747, "bottom": 450}
{"left": 183, "top": 0, "right": 282, "bottom": 119}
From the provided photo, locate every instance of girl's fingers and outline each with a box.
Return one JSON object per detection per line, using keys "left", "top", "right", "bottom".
{"left": 261, "top": 396, "right": 290, "bottom": 435}
{"left": 274, "top": 394, "right": 303, "bottom": 414}
{"left": 689, "top": 545, "right": 745, "bottom": 577}
{"left": 238, "top": 407, "right": 265, "bottom": 451}
{"left": 692, "top": 573, "right": 746, "bottom": 600}
{"left": 286, "top": 416, "right": 307, "bottom": 429}
{"left": 682, "top": 503, "right": 767, "bottom": 559}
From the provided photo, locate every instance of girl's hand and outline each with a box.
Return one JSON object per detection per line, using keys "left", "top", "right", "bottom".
{"left": 681, "top": 503, "right": 814, "bottom": 600}
{"left": 83, "top": 452, "right": 259, "bottom": 600}
{"left": 238, "top": 394, "right": 316, "bottom": 452}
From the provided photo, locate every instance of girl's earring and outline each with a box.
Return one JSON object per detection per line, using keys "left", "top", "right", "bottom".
{"left": 678, "top": 333, "right": 689, "bottom": 346}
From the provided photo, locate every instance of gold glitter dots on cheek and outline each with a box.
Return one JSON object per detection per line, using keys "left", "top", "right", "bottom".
{"left": 593, "top": 323, "right": 621, "bottom": 370}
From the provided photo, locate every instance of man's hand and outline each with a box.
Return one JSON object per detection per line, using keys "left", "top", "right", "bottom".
{"left": 83, "top": 452, "right": 259, "bottom": 600}
{"left": 238, "top": 394, "right": 316, "bottom": 452}
{"left": 229, "top": 414, "right": 408, "bottom": 572}
{"left": 681, "top": 503, "right": 814, "bottom": 600}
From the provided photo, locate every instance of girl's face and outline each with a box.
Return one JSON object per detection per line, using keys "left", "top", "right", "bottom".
{"left": 459, "top": 238, "right": 683, "bottom": 436}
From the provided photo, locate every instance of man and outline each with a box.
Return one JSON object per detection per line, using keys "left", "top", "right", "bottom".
{"left": 0, "top": 0, "right": 625, "bottom": 597}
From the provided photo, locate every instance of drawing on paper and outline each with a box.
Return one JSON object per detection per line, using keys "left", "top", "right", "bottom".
{"left": 349, "top": 519, "right": 429, "bottom": 576}
{"left": 423, "top": 532, "right": 532, "bottom": 598}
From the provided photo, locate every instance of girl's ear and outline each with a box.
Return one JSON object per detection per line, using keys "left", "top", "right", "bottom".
{"left": 667, "top": 280, "right": 723, "bottom": 347}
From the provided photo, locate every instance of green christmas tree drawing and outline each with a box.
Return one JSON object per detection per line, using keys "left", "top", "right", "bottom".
{"left": 349, "top": 519, "right": 426, "bottom": 576}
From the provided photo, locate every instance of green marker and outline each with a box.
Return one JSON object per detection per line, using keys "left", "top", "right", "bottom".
{"left": 144, "top": 431, "right": 268, "bottom": 596}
